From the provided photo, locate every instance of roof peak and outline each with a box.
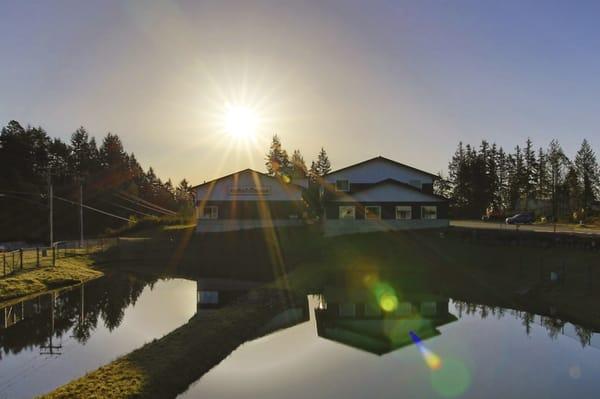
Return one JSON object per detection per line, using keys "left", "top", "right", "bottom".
{"left": 326, "top": 156, "right": 438, "bottom": 178}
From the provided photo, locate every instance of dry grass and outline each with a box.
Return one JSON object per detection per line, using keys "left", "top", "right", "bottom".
{"left": 0, "top": 255, "right": 102, "bottom": 303}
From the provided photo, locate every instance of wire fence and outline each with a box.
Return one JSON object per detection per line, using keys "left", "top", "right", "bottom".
{"left": 1, "top": 238, "right": 119, "bottom": 278}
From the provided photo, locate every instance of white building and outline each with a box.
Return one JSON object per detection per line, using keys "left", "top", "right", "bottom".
{"left": 322, "top": 156, "right": 448, "bottom": 236}
{"left": 192, "top": 169, "right": 306, "bottom": 232}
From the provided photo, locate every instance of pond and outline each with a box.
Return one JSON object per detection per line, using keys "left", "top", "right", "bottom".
{"left": 180, "top": 280, "right": 600, "bottom": 399}
{"left": 0, "top": 274, "right": 197, "bottom": 399}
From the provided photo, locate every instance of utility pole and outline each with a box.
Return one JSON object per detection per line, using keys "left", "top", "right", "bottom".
{"left": 48, "top": 169, "right": 53, "bottom": 247}
{"left": 79, "top": 179, "right": 84, "bottom": 247}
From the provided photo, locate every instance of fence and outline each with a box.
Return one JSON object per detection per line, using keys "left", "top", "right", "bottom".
{"left": 1, "top": 238, "right": 119, "bottom": 278}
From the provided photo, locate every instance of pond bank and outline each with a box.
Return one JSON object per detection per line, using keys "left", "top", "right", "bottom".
{"left": 41, "top": 288, "right": 305, "bottom": 399}
{"left": 0, "top": 255, "right": 102, "bottom": 304}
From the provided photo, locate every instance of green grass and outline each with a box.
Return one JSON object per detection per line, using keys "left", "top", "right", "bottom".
{"left": 0, "top": 256, "right": 103, "bottom": 303}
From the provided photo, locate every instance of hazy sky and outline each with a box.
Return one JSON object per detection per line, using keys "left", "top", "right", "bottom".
{"left": 2, "top": 1, "right": 600, "bottom": 184}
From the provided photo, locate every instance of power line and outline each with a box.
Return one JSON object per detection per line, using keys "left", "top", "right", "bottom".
{"left": 52, "top": 195, "right": 130, "bottom": 222}
{"left": 117, "top": 191, "right": 177, "bottom": 215}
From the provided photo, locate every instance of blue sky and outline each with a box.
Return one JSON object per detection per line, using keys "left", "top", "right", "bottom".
{"left": 2, "top": 1, "right": 600, "bottom": 184}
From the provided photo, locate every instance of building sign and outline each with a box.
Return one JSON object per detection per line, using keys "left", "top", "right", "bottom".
{"left": 228, "top": 185, "right": 271, "bottom": 196}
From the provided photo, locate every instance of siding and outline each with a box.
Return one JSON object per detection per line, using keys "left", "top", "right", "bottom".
{"left": 199, "top": 200, "right": 305, "bottom": 219}
{"left": 324, "top": 158, "right": 434, "bottom": 186}
{"left": 195, "top": 169, "right": 303, "bottom": 202}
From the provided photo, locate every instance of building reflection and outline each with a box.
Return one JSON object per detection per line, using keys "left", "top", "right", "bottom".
{"left": 314, "top": 284, "right": 457, "bottom": 355}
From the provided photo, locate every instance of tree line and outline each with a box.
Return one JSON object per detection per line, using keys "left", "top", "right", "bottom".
{"left": 438, "top": 138, "right": 600, "bottom": 220}
{"left": 0, "top": 120, "right": 193, "bottom": 242}
{"left": 264, "top": 134, "right": 332, "bottom": 216}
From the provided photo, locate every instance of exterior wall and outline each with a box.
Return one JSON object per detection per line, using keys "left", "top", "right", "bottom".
{"left": 324, "top": 158, "right": 434, "bottom": 187}
{"left": 325, "top": 201, "right": 449, "bottom": 220}
{"left": 196, "top": 219, "right": 304, "bottom": 233}
{"left": 198, "top": 200, "right": 305, "bottom": 219}
{"left": 195, "top": 170, "right": 303, "bottom": 202}
{"left": 323, "top": 219, "right": 449, "bottom": 237}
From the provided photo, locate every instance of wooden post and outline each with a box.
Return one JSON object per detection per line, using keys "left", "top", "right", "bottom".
{"left": 19, "top": 249, "right": 23, "bottom": 270}
{"left": 52, "top": 246, "right": 56, "bottom": 267}
{"left": 36, "top": 247, "right": 40, "bottom": 267}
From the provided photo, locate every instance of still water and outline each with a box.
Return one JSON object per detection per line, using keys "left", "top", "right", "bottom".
{"left": 181, "top": 285, "right": 600, "bottom": 399}
{"left": 0, "top": 274, "right": 197, "bottom": 399}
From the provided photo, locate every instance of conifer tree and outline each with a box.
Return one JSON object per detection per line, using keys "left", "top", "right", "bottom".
{"left": 574, "top": 139, "right": 599, "bottom": 211}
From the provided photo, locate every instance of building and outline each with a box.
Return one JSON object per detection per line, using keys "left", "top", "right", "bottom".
{"left": 322, "top": 156, "right": 448, "bottom": 236}
{"left": 193, "top": 168, "right": 306, "bottom": 232}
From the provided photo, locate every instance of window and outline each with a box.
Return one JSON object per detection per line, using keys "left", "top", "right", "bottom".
{"left": 364, "top": 206, "right": 381, "bottom": 220}
{"left": 335, "top": 179, "right": 350, "bottom": 192}
{"left": 421, "top": 206, "right": 437, "bottom": 220}
{"left": 395, "top": 206, "right": 412, "bottom": 220}
{"left": 339, "top": 206, "right": 356, "bottom": 219}
{"left": 200, "top": 205, "right": 218, "bottom": 219}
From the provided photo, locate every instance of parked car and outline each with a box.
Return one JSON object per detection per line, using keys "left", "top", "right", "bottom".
{"left": 505, "top": 213, "right": 534, "bottom": 225}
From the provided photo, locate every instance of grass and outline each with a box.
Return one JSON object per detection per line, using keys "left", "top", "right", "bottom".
{"left": 41, "top": 288, "right": 302, "bottom": 399}
{"left": 0, "top": 255, "right": 103, "bottom": 304}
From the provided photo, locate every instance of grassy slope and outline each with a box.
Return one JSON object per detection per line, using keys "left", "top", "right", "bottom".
{"left": 0, "top": 256, "right": 103, "bottom": 303}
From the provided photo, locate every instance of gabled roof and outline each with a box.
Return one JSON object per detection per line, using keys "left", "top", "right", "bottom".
{"left": 326, "top": 156, "right": 438, "bottom": 179}
{"left": 330, "top": 178, "right": 447, "bottom": 201}
{"left": 191, "top": 168, "right": 303, "bottom": 190}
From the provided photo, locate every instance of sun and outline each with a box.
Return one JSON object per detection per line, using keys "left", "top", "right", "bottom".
{"left": 223, "top": 105, "right": 259, "bottom": 140}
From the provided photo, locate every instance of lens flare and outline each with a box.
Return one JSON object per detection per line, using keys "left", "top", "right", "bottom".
{"left": 371, "top": 282, "right": 399, "bottom": 313}
{"left": 410, "top": 331, "right": 442, "bottom": 370}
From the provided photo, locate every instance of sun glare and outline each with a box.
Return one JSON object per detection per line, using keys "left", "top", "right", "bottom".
{"left": 223, "top": 105, "right": 259, "bottom": 140}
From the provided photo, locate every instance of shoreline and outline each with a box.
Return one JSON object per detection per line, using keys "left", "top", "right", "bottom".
{"left": 0, "top": 255, "right": 103, "bottom": 305}
{"left": 41, "top": 288, "right": 306, "bottom": 399}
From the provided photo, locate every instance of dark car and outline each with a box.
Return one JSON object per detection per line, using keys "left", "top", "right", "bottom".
{"left": 505, "top": 213, "right": 534, "bottom": 225}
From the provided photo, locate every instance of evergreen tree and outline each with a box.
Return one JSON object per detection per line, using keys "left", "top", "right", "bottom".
{"left": 290, "top": 149, "right": 308, "bottom": 179}
{"left": 495, "top": 147, "right": 510, "bottom": 210}
{"left": 547, "top": 140, "right": 570, "bottom": 219}
{"left": 314, "top": 147, "right": 331, "bottom": 176}
{"left": 536, "top": 147, "right": 551, "bottom": 200}
{"left": 523, "top": 138, "right": 538, "bottom": 204}
{"left": 574, "top": 139, "right": 599, "bottom": 211}
{"left": 265, "top": 134, "right": 290, "bottom": 176}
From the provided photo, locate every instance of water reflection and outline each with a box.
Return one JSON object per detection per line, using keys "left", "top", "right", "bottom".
{"left": 0, "top": 274, "right": 197, "bottom": 399}
{"left": 315, "top": 286, "right": 457, "bottom": 355}
{"left": 180, "top": 275, "right": 600, "bottom": 399}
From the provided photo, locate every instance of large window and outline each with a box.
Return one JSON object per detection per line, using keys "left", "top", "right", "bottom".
{"left": 335, "top": 179, "right": 350, "bottom": 192}
{"left": 339, "top": 206, "right": 356, "bottom": 219}
{"left": 395, "top": 206, "right": 412, "bottom": 220}
{"left": 200, "top": 205, "right": 219, "bottom": 219}
{"left": 364, "top": 206, "right": 381, "bottom": 220}
{"left": 421, "top": 206, "right": 437, "bottom": 220}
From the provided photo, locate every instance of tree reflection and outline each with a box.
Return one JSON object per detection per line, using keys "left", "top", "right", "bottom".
{"left": 0, "top": 273, "right": 158, "bottom": 358}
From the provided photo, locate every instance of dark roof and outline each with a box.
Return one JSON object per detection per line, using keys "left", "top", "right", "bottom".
{"left": 326, "top": 156, "right": 438, "bottom": 179}
{"left": 191, "top": 168, "right": 303, "bottom": 190}
{"left": 330, "top": 178, "right": 447, "bottom": 201}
